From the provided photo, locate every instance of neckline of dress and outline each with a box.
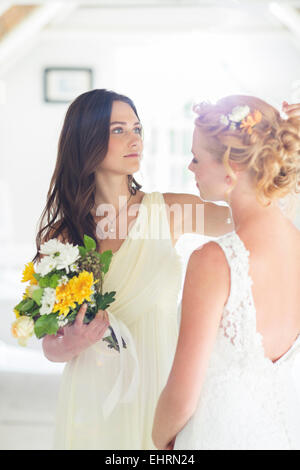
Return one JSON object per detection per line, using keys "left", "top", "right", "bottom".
{"left": 230, "top": 230, "right": 300, "bottom": 366}
{"left": 104, "top": 191, "right": 149, "bottom": 259}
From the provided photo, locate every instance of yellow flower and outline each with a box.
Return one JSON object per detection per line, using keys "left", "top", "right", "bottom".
{"left": 52, "top": 271, "right": 96, "bottom": 317}
{"left": 68, "top": 271, "right": 95, "bottom": 305}
{"left": 21, "top": 262, "right": 38, "bottom": 285}
{"left": 14, "top": 308, "right": 20, "bottom": 318}
{"left": 53, "top": 283, "right": 77, "bottom": 317}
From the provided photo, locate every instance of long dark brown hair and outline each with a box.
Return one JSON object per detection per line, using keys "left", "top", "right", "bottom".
{"left": 32, "top": 89, "right": 142, "bottom": 263}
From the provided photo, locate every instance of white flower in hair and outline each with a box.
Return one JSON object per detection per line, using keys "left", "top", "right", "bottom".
{"left": 228, "top": 105, "right": 250, "bottom": 123}
{"left": 219, "top": 115, "right": 229, "bottom": 126}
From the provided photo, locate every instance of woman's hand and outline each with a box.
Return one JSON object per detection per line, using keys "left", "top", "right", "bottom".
{"left": 62, "top": 303, "right": 110, "bottom": 356}
{"left": 42, "top": 303, "right": 110, "bottom": 362}
{"left": 282, "top": 101, "right": 300, "bottom": 118}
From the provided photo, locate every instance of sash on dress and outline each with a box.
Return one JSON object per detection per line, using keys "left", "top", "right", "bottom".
{"left": 92, "top": 311, "right": 140, "bottom": 419}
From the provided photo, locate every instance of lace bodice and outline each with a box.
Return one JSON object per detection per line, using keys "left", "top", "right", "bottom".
{"left": 175, "top": 231, "right": 300, "bottom": 450}
{"left": 216, "top": 231, "right": 300, "bottom": 366}
{"left": 218, "top": 231, "right": 256, "bottom": 351}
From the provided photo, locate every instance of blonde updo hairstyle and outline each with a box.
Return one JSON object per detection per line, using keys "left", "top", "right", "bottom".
{"left": 194, "top": 95, "right": 300, "bottom": 206}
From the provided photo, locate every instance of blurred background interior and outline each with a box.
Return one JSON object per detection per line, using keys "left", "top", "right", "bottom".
{"left": 1, "top": 0, "right": 300, "bottom": 450}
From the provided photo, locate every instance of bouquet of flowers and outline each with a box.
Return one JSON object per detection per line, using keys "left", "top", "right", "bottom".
{"left": 12, "top": 234, "right": 125, "bottom": 351}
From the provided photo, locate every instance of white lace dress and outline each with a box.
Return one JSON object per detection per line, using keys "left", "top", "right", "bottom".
{"left": 174, "top": 231, "right": 300, "bottom": 450}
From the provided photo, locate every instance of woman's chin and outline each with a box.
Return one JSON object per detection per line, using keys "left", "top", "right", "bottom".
{"left": 199, "top": 191, "right": 218, "bottom": 203}
{"left": 126, "top": 161, "right": 140, "bottom": 172}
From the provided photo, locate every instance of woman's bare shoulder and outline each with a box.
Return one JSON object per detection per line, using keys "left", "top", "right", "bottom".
{"left": 190, "top": 241, "right": 229, "bottom": 273}
{"left": 162, "top": 192, "right": 203, "bottom": 207}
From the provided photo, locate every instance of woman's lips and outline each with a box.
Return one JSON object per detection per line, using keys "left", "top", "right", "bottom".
{"left": 124, "top": 153, "right": 139, "bottom": 158}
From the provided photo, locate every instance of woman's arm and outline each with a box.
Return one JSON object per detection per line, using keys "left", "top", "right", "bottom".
{"left": 152, "top": 242, "right": 230, "bottom": 449}
{"left": 163, "top": 193, "right": 234, "bottom": 244}
{"left": 42, "top": 303, "right": 109, "bottom": 362}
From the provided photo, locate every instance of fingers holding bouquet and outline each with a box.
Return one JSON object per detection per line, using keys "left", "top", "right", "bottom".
{"left": 61, "top": 304, "right": 110, "bottom": 355}
{"left": 78, "top": 306, "right": 110, "bottom": 344}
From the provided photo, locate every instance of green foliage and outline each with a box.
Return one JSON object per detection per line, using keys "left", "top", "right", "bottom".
{"left": 30, "top": 307, "right": 41, "bottom": 318}
{"left": 83, "top": 235, "right": 96, "bottom": 251}
{"left": 33, "top": 273, "right": 41, "bottom": 282}
{"left": 102, "top": 335, "right": 119, "bottom": 351}
{"left": 34, "top": 314, "right": 59, "bottom": 339}
{"left": 49, "top": 273, "right": 60, "bottom": 288}
{"left": 17, "top": 298, "right": 35, "bottom": 312}
{"left": 96, "top": 291, "right": 116, "bottom": 310}
{"left": 78, "top": 235, "right": 113, "bottom": 274}
{"left": 78, "top": 246, "right": 87, "bottom": 257}
{"left": 31, "top": 288, "right": 44, "bottom": 306}
{"left": 99, "top": 250, "right": 113, "bottom": 274}
{"left": 38, "top": 277, "right": 49, "bottom": 288}
{"left": 102, "top": 326, "right": 127, "bottom": 352}
{"left": 14, "top": 298, "right": 27, "bottom": 312}
{"left": 38, "top": 272, "right": 61, "bottom": 289}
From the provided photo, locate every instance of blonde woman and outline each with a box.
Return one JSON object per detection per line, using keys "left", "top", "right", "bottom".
{"left": 152, "top": 98, "right": 300, "bottom": 450}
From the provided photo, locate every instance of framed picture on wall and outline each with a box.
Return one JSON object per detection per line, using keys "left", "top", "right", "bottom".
{"left": 43, "top": 67, "right": 93, "bottom": 103}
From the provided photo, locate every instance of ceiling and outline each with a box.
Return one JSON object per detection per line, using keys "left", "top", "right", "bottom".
{"left": 5, "top": 1, "right": 300, "bottom": 5}
{"left": 1, "top": 1, "right": 300, "bottom": 75}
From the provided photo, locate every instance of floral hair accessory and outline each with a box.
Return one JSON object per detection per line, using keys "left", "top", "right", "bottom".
{"left": 220, "top": 105, "right": 262, "bottom": 134}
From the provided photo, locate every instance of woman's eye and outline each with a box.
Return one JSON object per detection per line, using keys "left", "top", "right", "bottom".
{"left": 192, "top": 158, "right": 198, "bottom": 164}
{"left": 111, "top": 126, "right": 142, "bottom": 135}
{"left": 111, "top": 127, "right": 123, "bottom": 134}
{"left": 134, "top": 127, "right": 143, "bottom": 135}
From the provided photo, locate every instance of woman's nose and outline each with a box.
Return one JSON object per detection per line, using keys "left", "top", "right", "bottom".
{"left": 128, "top": 132, "right": 141, "bottom": 148}
{"left": 188, "top": 161, "right": 194, "bottom": 172}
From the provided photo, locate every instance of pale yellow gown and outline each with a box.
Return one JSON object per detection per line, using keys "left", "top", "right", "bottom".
{"left": 53, "top": 192, "right": 183, "bottom": 449}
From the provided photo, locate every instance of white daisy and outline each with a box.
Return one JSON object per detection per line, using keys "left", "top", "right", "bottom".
{"left": 35, "top": 256, "right": 58, "bottom": 276}
{"left": 40, "top": 287, "right": 56, "bottom": 315}
{"left": 57, "top": 275, "right": 69, "bottom": 287}
{"left": 40, "top": 239, "right": 64, "bottom": 256}
{"left": 70, "top": 263, "right": 79, "bottom": 273}
{"left": 57, "top": 315, "right": 69, "bottom": 328}
{"left": 55, "top": 244, "right": 80, "bottom": 273}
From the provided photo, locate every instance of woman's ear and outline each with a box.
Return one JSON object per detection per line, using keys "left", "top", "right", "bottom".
{"left": 225, "top": 175, "right": 232, "bottom": 185}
